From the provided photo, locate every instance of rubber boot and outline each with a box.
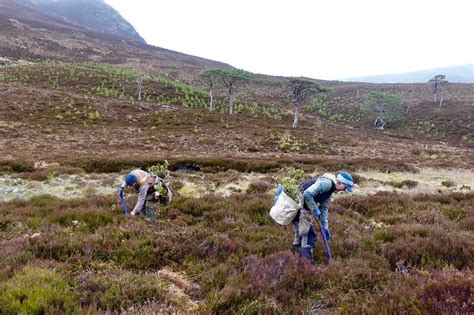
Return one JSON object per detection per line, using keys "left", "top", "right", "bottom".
{"left": 291, "top": 244, "right": 301, "bottom": 255}
{"left": 300, "top": 247, "right": 314, "bottom": 263}
{"left": 144, "top": 207, "right": 156, "bottom": 219}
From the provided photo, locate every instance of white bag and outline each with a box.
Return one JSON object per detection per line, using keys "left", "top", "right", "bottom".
{"left": 270, "top": 190, "right": 300, "bottom": 225}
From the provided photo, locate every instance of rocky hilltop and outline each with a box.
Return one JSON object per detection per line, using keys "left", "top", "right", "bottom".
{"left": 17, "top": 0, "right": 146, "bottom": 43}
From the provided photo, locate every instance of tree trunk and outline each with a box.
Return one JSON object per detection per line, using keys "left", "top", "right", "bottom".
{"left": 136, "top": 77, "right": 143, "bottom": 101}
{"left": 228, "top": 91, "right": 234, "bottom": 115}
{"left": 439, "top": 96, "right": 444, "bottom": 107}
{"left": 228, "top": 83, "right": 234, "bottom": 115}
{"left": 292, "top": 103, "right": 300, "bottom": 128}
{"left": 209, "top": 89, "right": 213, "bottom": 111}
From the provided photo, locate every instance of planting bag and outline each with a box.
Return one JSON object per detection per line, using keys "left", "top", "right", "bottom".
{"left": 270, "top": 190, "right": 300, "bottom": 225}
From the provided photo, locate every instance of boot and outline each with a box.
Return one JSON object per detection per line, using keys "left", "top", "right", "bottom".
{"left": 291, "top": 244, "right": 301, "bottom": 255}
{"left": 300, "top": 247, "right": 314, "bottom": 263}
{"left": 144, "top": 208, "right": 156, "bottom": 219}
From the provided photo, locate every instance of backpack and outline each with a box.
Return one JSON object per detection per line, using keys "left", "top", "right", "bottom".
{"left": 299, "top": 177, "right": 318, "bottom": 193}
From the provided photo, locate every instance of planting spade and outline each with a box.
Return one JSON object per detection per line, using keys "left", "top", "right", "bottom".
{"left": 119, "top": 194, "right": 128, "bottom": 215}
{"left": 315, "top": 218, "right": 333, "bottom": 262}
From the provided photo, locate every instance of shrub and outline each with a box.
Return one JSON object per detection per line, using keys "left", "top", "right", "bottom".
{"left": 356, "top": 268, "right": 473, "bottom": 314}
{"left": 364, "top": 91, "right": 405, "bottom": 128}
{"left": 420, "top": 268, "right": 473, "bottom": 314}
{"left": 246, "top": 181, "right": 272, "bottom": 195}
{"left": 0, "top": 267, "right": 77, "bottom": 314}
{"left": 212, "top": 252, "right": 320, "bottom": 312}
{"left": 280, "top": 167, "right": 304, "bottom": 201}
{"left": 441, "top": 180, "right": 455, "bottom": 187}
{"left": 50, "top": 210, "right": 114, "bottom": 232}
{"left": 279, "top": 135, "right": 301, "bottom": 152}
{"left": 147, "top": 160, "right": 170, "bottom": 178}
{"left": 459, "top": 215, "right": 474, "bottom": 231}
{"left": 382, "top": 234, "right": 473, "bottom": 270}
{"left": 387, "top": 179, "right": 418, "bottom": 189}
{"left": 75, "top": 270, "right": 167, "bottom": 312}
{"left": 334, "top": 192, "right": 414, "bottom": 217}
{"left": 353, "top": 275, "right": 425, "bottom": 314}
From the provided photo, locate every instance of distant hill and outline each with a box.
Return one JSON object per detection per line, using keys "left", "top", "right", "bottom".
{"left": 17, "top": 0, "right": 146, "bottom": 44}
{"left": 0, "top": 0, "right": 232, "bottom": 81}
{"left": 344, "top": 64, "right": 474, "bottom": 83}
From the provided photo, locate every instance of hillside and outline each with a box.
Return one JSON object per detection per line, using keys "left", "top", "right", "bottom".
{"left": 0, "top": 0, "right": 232, "bottom": 82}
{"left": 17, "top": 0, "right": 146, "bottom": 44}
{"left": 345, "top": 64, "right": 474, "bottom": 83}
{"left": 1, "top": 0, "right": 472, "bottom": 149}
{"left": 0, "top": 2, "right": 473, "bottom": 314}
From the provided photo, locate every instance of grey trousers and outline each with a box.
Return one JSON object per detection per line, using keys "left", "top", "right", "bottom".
{"left": 293, "top": 220, "right": 310, "bottom": 248}
{"left": 292, "top": 209, "right": 317, "bottom": 248}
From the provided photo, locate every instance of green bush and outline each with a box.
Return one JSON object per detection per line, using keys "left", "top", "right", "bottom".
{"left": 279, "top": 134, "right": 301, "bottom": 152}
{"left": 0, "top": 267, "right": 77, "bottom": 314}
{"left": 280, "top": 167, "right": 304, "bottom": 201}
{"left": 362, "top": 91, "right": 405, "bottom": 128}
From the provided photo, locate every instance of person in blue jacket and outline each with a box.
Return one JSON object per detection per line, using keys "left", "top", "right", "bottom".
{"left": 292, "top": 171, "right": 354, "bottom": 262}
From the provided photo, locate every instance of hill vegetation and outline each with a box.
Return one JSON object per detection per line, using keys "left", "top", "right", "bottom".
{"left": 1, "top": 179, "right": 473, "bottom": 313}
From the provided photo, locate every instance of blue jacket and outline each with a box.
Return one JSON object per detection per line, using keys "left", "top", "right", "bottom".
{"left": 302, "top": 174, "right": 337, "bottom": 229}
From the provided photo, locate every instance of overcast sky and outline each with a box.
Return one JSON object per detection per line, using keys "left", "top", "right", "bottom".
{"left": 104, "top": 0, "right": 473, "bottom": 80}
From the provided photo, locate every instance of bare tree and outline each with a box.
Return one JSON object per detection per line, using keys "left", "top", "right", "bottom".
{"left": 428, "top": 74, "right": 448, "bottom": 107}
{"left": 287, "top": 78, "right": 326, "bottom": 128}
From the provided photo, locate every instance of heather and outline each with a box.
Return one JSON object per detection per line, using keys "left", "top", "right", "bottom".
{"left": 1, "top": 177, "right": 472, "bottom": 313}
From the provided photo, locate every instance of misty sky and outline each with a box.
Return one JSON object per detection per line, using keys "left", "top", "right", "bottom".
{"left": 104, "top": 0, "right": 473, "bottom": 80}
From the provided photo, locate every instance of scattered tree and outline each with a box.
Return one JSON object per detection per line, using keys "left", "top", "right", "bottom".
{"left": 218, "top": 69, "right": 253, "bottom": 114}
{"left": 197, "top": 69, "right": 252, "bottom": 114}
{"left": 365, "top": 91, "right": 405, "bottom": 129}
{"left": 428, "top": 74, "right": 448, "bottom": 107}
{"left": 286, "top": 78, "right": 326, "bottom": 128}
{"left": 198, "top": 69, "right": 220, "bottom": 111}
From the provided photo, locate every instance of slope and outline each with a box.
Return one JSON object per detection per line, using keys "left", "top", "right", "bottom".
{"left": 0, "top": 0, "right": 232, "bottom": 82}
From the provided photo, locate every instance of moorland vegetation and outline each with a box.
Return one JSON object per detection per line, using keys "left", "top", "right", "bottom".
{"left": 0, "top": 2, "right": 473, "bottom": 313}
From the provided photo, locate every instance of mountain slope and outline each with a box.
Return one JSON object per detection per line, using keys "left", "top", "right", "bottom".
{"left": 0, "top": 0, "right": 232, "bottom": 81}
{"left": 0, "top": 0, "right": 472, "bottom": 150}
{"left": 344, "top": 64, "right": 474, "bottom": 83}
{"left": 17, "top": 0, "right": 146, "bottom": 43}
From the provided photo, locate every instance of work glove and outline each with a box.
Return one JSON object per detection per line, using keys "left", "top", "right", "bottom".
{"left": 117, "top": 187, "right": 124, "bottom": 197}
{"left": 323, "top": 227, "right": 332, "bottom": 241}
